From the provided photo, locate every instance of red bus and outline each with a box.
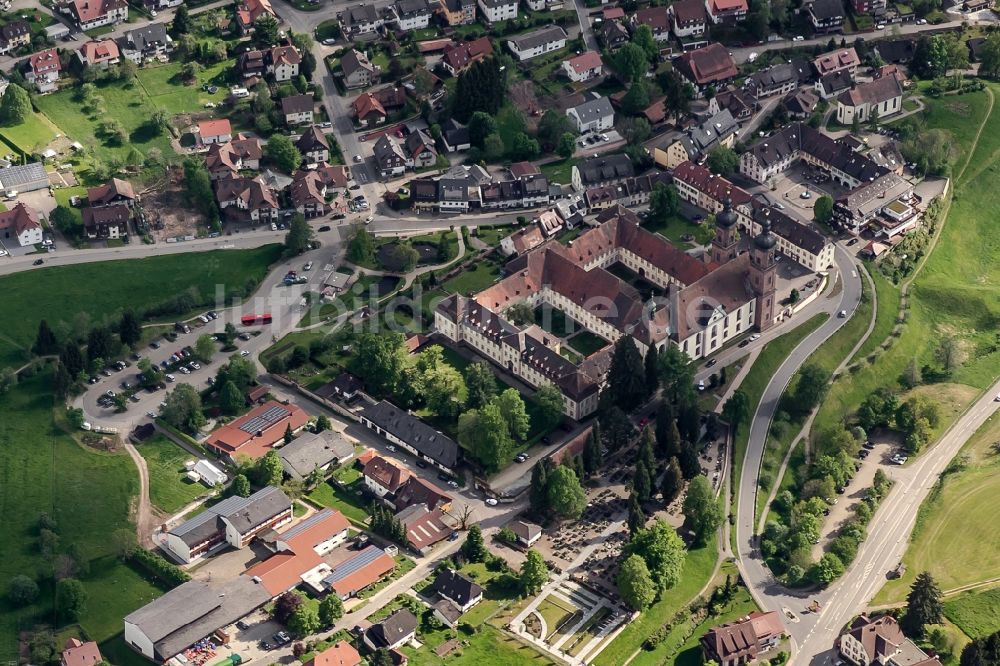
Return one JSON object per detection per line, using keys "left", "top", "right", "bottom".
{"left": 241, "top": 313, "right": 273, "bottom": 326}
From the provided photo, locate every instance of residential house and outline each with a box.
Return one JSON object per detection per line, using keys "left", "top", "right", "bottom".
{"left": 88, "top": 178, "right": 137, "bottom": 208}
{"left": 352, "top": 91, "right": 387, "bottom": 126}
{"left": 359, "top": 400, "right": 460, "bottom": 473}
{"left": 783, "top": 87, "right": 819, "bottom": 118}
{"left": 441, "top": 36, "right": 492, "bottom": 76}
{"left": 0, "top": 202, "right": 43, "bottom": 247}
{"left": 411, "top": 178, "right": 440, "bottom": 211}
{"left": 23, "top": 48, "right": 61, "bottom": 92}
{"left": 816, "top": 70, "right": 853, "bottom": 99}
{"left": 236, "top": 0, "right": 277, "bottom": 34}
{"left": 671, "top": 0, "right": 708, "bottom": 40}
{"left": 585, "top": 172, "right": 670, "bottom": 211}
{"left": 206, "top": 400, "right": 308, "bottom": 460}
{"left": 874, "top": 39, "right": 915, "bottom": 64}
{"left": 282, "top": 94, "right": 315, "bottom": 125}
{"left": 266, "top": 45, "right": 301, "bottom": 82}
{"left": 631, "top": 7, "right": 671, "bottom": 42}
{"left": 601, "top": 20, "right": 629, "bottom": 51}
{"left": 340, "top": 4, "right": 384, "bottom": 36}
{"left": 478, "top": 0, "right": 518, "bottom": 22}
{"left": 705, "top": 0, "right": 747, "bottom": 23}
{"left": 373, "top": 135, "right": 408, "bottom": 178}
{"left": 117, "top": 24, "right": 172, "bottom": 64}
{"left": 807, "top": 0, "right": 845, "bottom": 33}
{"left": 363, "top": 455, "right": 411, "bottom": 497}
{"left": 438, "top": 177, "right": 478, "bottom": 210}
{"left": 303, "top": 642, "right": 361, "bottom": 666}
{"left": 364, "top": 609, "right": 418, "bottom": 651}
{"left": 839, "top": 615, "right": 942, "bottom": 666}
{"left": 82, "top": 204, "right": 130, "bottom": 240}
{"left": 162, "top": 486, "right": 292, "bottom": 563}
{"left": 813, "top": 47, "right": 860, "bottom": 77}
{"left": 204, "top": 135, "right": 263, "bottom": 180}
{"left": 341, "top": 48, "right": 379, "bottom": 89}
{"left": 507, "top": 26, "right": 567, "bottom": 61}
{"left": 315, "top": 163, "right": 351, "bottom": 190}
{"left": 566, "top": 95, "right": 614, "bottom": 133}
{"left": 835, "top": 74, "right": 903, "bottom": 124}
{"left": 849, "top": 0, "right": 886, "bottom": 15}
{"left": 500, "top": 224, "right": 545, "bottom": 256}
{"left": 394, "top": 476, "right": 452, "bottom": 512}
{"left": 214, "top": 176, "right": 280, "bottom": 225}
{"left": 278, "top": 428, "right": 355, "bottom": 480}
{"left": 321, "top": 545, "right": 397, "bottom": 599}
{"left": 432, "top": 569, "right": 483, "bottom": 612}
{"left": 709, "top": 88, "right": 755, "bottom": 121}
{"left": 0, "top": 20, "right": 30, "bottom": 55}
{"left": 61, "top": 639, "right": 102, "bottom": 666}
{"left": 571, "top": 153, "right": 634, "bottom": 191}
{"left": 701, "top": 611, "right": 785, "bottom": 666}
{"left": 77, "top": 39, "right": 120, "bottom": 68}
{"left": 438, "top": 0, "right": 477, "bottom": 25}
{"left": 238, "top": 49, "right": 266, "bottom": 79}
{"left": 405, "top": 129, "right": 438, "bottom": 168}
{"left": 673, "top": 43, "right": 738, "bottom": 91}
{"left": 654, "top": 108, "right": 738, "bottom": 169}
{"left": 391, "top": 0, "right": 433, "bottom": 30}
{"left": 398, "top": 503, "right": 451, "bottom": 553}
{"left": 441, "top": 118, "right": 470, "bottom": 152}
{"left": 289, "top": 170, "right": 328, "bottom": 218}
{"left": 70, "top": 0, "right": 128, "bottom": 31}
{"left": 141, "top": 0, "right": 183, "bottom": 10}
{"left": 510, "top": 520, "right": 542, "bottom": 546}
{"left": 745, "top": 61, "right": 802, "bottom": 98}
{"left": 562, "top": 51, "right": 603, "bottom": 82}
{"left": 198, "top": 118, "right": 233, "bottom": 145}
{"left": 297, "top": 126, "right": 331, "bottom": 163}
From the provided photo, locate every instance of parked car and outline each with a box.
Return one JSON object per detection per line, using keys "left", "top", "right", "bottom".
{"left": 485, "top": 498, "right": 498, "bottom": 506}
{"left": 705, "top": 358, "right": 717, "bottom": 368}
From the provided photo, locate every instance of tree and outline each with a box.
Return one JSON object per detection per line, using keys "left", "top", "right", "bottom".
{"left": 537, "top": 109, "right": 575, "bottom": 147}
{"left": 468, "top": 111, "right": 498, "bottom": 149}
{"left": 483, "top": 133, "right": 505, "bottom": 161}
{"left": 458, "top": 403, "right": 515, "bottom": 472}
{"left": 33, "top": 320, "right": 59, "bottom": 356}
{"left": 649, "top": 184, "right": 681, "bottom": 227}
{"left": 683, "top": 476, "right": 722, "bottom": 544}
{"left": 50, "top": 206, "right": 80, "bottom": 237}
{"left": 557, "top": 132, "right": 576, "bottom": 159}
{"left": 627, "top": 492, "right": 645, "bottom": 535}
{"left": 582, "top": 425, "right": 603, "bottom": 476}
{"left": 510, "top": 132, "right": 540, "bottom": 160}
{"left": 632, "top": 24, "right": 658, "bottom": 62}
{"left": 56, "top": 578, "right": 87, "bottom": 622}
{"left": 620, "top": 80, "right": 651, "bottom": 116}
{"left": 266, "top": 134, "right": 302, "bottom": 173}
{"left": 912, "top": 35, "right": 950, "bottom": 79}
{"left": 529, "top": 459, "right": 551, "bottom": 516}
{"left": 194, "top": 334, "right": 216, "bottom": 364}
{"left": 617, "top": 554, "right": 656, "bottom": 610}
{"left": 219, "top": 380, "right": 245, "bottom": 415}
{"left": 7, "top": 575, "right": 39, "bottom": 607}
{"left": 659, "top": 70, "right": 692, "bottom": 121}
{"left": 273, "top": 591, "right": 305, "bottom": 624}
{"left": 903, "top": 571, "right": 943, "bottom": 637}
{"left": 172, "top": 3, "right": 190, "bottom": 33}
{"left": 253, "top": 13, "right": 280, "bottom": 48}
{"left": 287, "top": 601, "right": 321, "bottom": 637}
{"left": 60, "top": 342, "right": 85, "bottom": 379}
{"left": 979, "top": 32, "right": 1000, "bottom": 80}
{"left": 161, "top": 383, "right": 205, "bottom": 432}
{"left": 601, "top": 406, "right": 634, "bottom": 453}
{"left": 707, "top": 145, "right": 739, "bottom": 175}
{"left": 216, "top": 355, "right": 257, "bottom": 392}
{"left": 372, "top": 649, "right": 394, "bottom": 666}
{"left": 232, "top": 473, "right": 251, "bottom": 498}
{"left": 284, "top": 214, "right": 314, "bottom": 256}
{"left": 810, "top": 553, "right": 845, "bottom": 585}
{"left": 352, "top": 332, "right": 408, "bottom": 396}
{"left": 462, "top": 525, "right": 487, "bottom": 562}
{"left": 0, "top": 84, "right": 31, "bottom": 125}
{"left": 315, "top": 414, "right": 332, "bottom": 433}
{"left": 534, "top": 384, "right": 564, "bottom": 432}
{"left": 603, "top": 337, "right": 646, "bottom": 412}
{"left": 613, "top": 43, "right": 649, "bottom": 83}
{"left": 813, "top": 195, "right": 834, "bottom": 224}
{"left": 119, "top": 310, "right": 142, "bottom": 347}
{"left": 257, "top": 450, "right": 285, "bottom": 487}
{"left": 625, "top": 519, "right": 685, "bottom": 591}
{"left": 87, "top": 326, "right": 116, "bottom": 363}
{"left": 661, "top": 457, "right": 683, "bottom": 504}
{"left": 318, "top": 595, "right": 343, "bottom": 626}
{"left": 495, "top": 388, "right": 529, "bottom": 440}
{"left": 546, "top": 465, "right": 587, "bottom": 520}
{"left": 506, "top": 302, "right": 535, "bottom": 326}
{"left": 722, "top": 389, "right": 749, "bottom": 436}
{"left": 452, "top": 57, "right": 508, "bottom": 122}
{"left": 633, "top": 460, "right": 652, "bottom": 502}
{"left": 183, "top": 159, "right": 218, "bottom": 220}
{"left": 961, "top": 629, "right": 1000, "bottom": 666}
{"left": 520, "top": 549, "right": 549, "bottom": 595}
{"left": 347, "top": 226, "right": 376, "bottom": 265}
{"left": 787, "top": 364, "right": 828, "bottom": 416}
{"left": 464, "top": 362, "right": 497, "bottom": 409}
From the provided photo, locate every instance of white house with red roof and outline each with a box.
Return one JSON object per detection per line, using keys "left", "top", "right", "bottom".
{"left": 70, "top": 0, "right": 128, "bottom": 30}
{"left": 562, "top": 51, "right": 603, "bottom": 82}
{"left": 236, "top": 0, "right": 277, "bottom": 33}
{"left": 266, "top": 45, "right": 301, "bottom": 82}
{"left": 0, "top": 202, "right": 43, "bottom": 247}
{"left": 23, "top": 48, "right": 61, "bottom": 92}
{"left": 76, "top": 39, "right": 120, "bottom": 68}
{"left": 60, "top": 639, "right": 103, "bottom": 666}
{"left": 197, "top": 118, "right": 234, "bottom": 145}
{"left": 704, "top": 0, "right": 747, "bottom": 22}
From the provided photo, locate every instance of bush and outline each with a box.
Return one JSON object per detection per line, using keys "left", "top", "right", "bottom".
{"left": 126, "top": 546, "right": 191, "bottom": 588}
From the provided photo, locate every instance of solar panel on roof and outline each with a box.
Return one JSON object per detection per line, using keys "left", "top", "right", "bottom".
{"left": 280, "top": 509, "right": 332, "bottom": 540}
{"left": 169, "top": 509, "right": 221, "bottom": 537}
{"left": 322, "top": 546, "right": 386, "bottom": 585}
{"left": 239, "top": 405, "right": 290, "bottom": 434}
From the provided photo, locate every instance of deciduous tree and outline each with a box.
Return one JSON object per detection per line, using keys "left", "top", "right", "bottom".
{"left": 546, "top": 465, "right": 587, "bottom": 520}
{"left": 464, "top": 362, "right": 497, "bottom": 409}
{"left": 683, "top": 476, "right": 722, "bottom": 544}
{"left": 161, "top": 383, "right": 205, "bottom": 432}
{"left": 520, "top": 549, "right": 549, "bottom": 595}
{"left": 625, "top": 519, "right": 685, "bottom": 591}
{"left": 617, "top": 554, "right": 656, "bottom": 610}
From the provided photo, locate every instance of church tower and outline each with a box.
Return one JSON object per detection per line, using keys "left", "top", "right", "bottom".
{"left": 711, "top": 196, "right": 739, "bottom": 265}
{"left": 750, "top": 209, "right": 777, "bottom": 331}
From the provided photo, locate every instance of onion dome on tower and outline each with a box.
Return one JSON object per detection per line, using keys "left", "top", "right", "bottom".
{"left": 754, "top": 214, "right": 777, "bottom": 251}
{"left": 716, "top": 196, "right": 737, "bottom": 229}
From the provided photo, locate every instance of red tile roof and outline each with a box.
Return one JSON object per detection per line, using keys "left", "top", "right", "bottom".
{"left": 675, "top": 43, "right": 738, "bottom": 85}
{"left": 363, "top": 455, "right": 411, "bottom": 493}
{"left": 352, "top": 92, "right": 386, "bottom": 121}
{"left": 72, "top": 0, "right": 125, "bottom": 24}
{"left": 198, "top": 118, "right": 233, "bottom": 140}
{"left": 61, "top": 639, "right": 102, "bottom": 666}
{"left": 0, "top": 203, "right": 41, "bottom": 236}
{"left": 442, "top": 36, "right": 493, "bottom": 72}
{"left": 208, "top": 400, "right": 309, "bottom": 459}
{"left": 564, "top": 50, "right": 603, "bottom": 75}
{"left": 305, "top": 642, "right": 361, "bottom": 666}
{"left": 80, "top": 39, "right": 119, "bottom": 64}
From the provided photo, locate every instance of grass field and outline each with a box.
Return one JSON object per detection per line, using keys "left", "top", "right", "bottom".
{"left": 0, "top": 375, "right": 157, "bottom": 661}
{"left": 136, "top": 435, "right": 215, "bottom": 513}
{"left": 306, "top": 479, "right": 370, "bottom": 525}
{"left": 0, "top": 110, "right": 61, "bottom": 154}
{"left": 402, "top": 624, "right": 553, "bottom": 666}
{"left": 592, "top": 535, "right": 718, "bottom": 666}
{"left": 0, "top": 245, "right": 281, "bottom": 370}
{"left": 539, "top": 158, "right": 577, "bottom": 185}
{"left": 944, "top": 587, "right": 1000, "bottom": 640}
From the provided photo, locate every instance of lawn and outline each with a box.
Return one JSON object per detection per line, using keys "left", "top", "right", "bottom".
{"left": 400, "top": 624, "right": 552, "bottom": 666}
{"left": 567, "top": 330, "right": 609, "bottom": 357}
{"left": 0, "top": 245, "right": 281, "bottom": 370}
{"left": 944, "top": 587, "right": 1000, "bottom": 640}
{"left": 671, "top": 588, "right": 759, "bottom": 666}
{"left": 539, "top": 158, "right": 577, "bottom": 185}
{"left": 592, "top": 535, "right": 718, "bottom": 666}
{"left": 642, "top": 214, "right": 702, "bottom": 246}
{"left": 0, "top": 375, "right": 157, "bottom": 661}
{"left": 496, "top": 105, "right": 528, "bottom": 151}
{"left": 306, "top": 479, "right": 370, "bottom": 526}
{"left": 0, "top": 110, "right": 61, "bottom": 154}
{"left": 136, "top": 434, "right": 215, "bottom": 513}
{"left": 536, "top": 596, "right": 576, "bottom": 640}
